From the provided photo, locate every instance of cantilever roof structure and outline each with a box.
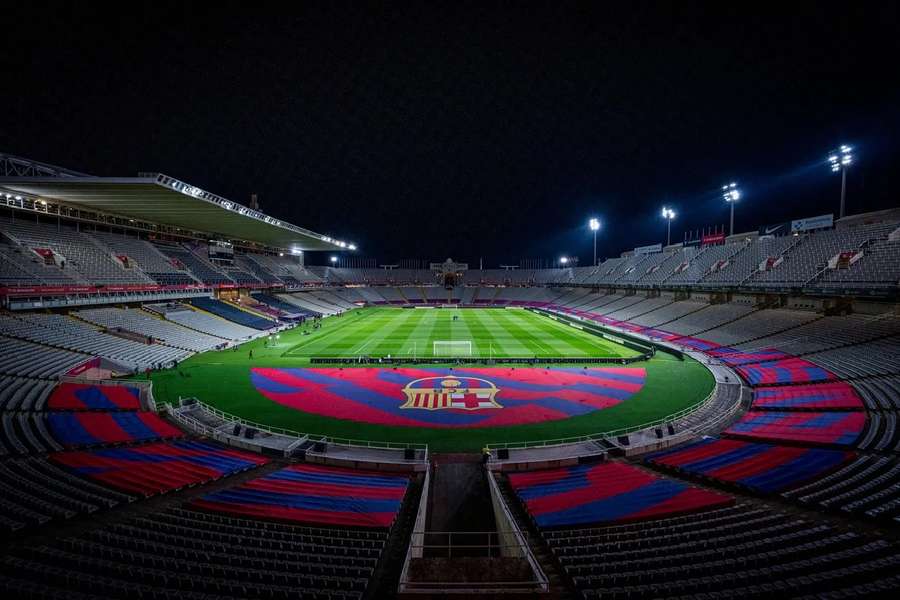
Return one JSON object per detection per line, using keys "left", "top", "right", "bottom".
{"left": 0, "top": 159, "right": 349, "bottom": 251}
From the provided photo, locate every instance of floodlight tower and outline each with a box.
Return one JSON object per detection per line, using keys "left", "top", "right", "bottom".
{"left": 589, "top": 218, "right": 601, "bottom": 266}
{"left": 559, "top": 256, "right": 569, "bottom": 268}
{"left": 828, "top": 145, "right": 853, "bottom": 218}
{"left": 661, "top": 207, "right": 676, "bottom": 246}
{"left": 722, "top": 182, "right": 740, "bottom": 236}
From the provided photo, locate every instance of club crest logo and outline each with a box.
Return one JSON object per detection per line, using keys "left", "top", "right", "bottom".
{"left": 400, "top": 376, "right": 501, "bottom": 411}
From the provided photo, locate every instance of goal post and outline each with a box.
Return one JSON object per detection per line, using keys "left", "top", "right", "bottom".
{"left": 433, "top": 340, "right": 472, "bottom": 357}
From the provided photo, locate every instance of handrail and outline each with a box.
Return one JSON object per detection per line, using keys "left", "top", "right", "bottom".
{"left": 172, "top": 397, "right": 428, "bottom": 451}
{"left": 487, "top": 385, "right": 716, "bottom": 450}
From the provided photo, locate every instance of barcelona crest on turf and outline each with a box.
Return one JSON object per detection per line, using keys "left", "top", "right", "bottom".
{"left": 400, "top": 376, "right": 501, "bottom": 411}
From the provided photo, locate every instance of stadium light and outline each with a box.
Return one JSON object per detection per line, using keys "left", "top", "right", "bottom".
{"left": 348, "top": 244, "right": 357, "bottom": 251}
{"left": 559, "top": 256, "right": 569, "bottom": 266}
{"left": 661, "top": 207, "right": 676, "bottom": 246}
{"left": 330, "top": 256, "right": 338, "bottom": 264}
{"left": 828, "top": 145, "right": 853, "bottom": 218}
{"left": 588, "top": 218, "right": 601, "bottom": 266}
{"left": 722, "top": 182, "right": 740, "bottom": 236}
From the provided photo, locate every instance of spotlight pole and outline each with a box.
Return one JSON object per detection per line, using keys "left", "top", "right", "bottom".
{"left": 588, "top": 218, "right": 600, "bottom": 266}
{"left": 661, "top": 207, "right": 676, "bottom": 247}
{"left": 722, "top": 183, "right": 740, "bottom": 237}
{"left": 829, "top": 145, "right": 853, "bottom": 219}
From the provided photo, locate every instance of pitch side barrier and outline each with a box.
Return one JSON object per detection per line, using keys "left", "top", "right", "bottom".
{"left": 531, "top": 307, "right": 684, "bottom": 360}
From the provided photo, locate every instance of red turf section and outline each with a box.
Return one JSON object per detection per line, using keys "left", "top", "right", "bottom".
{"left": 191, "top": 463, "right": 409, "bottom": 528}
{"left": 50, "top": 441, "right": 268, "bottom": 496}
{"left": 508, "top": 461, "right": 733, "bottom": 528}
{"left": 250, "top": 367, "right": 645, "bottom": 428}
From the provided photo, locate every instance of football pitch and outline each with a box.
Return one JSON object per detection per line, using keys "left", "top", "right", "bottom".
{"left": 282, "top": 306, "right": 639, "bottom": 359}
{"left": 149, "top": 307, "right": 715, "bottom": 451}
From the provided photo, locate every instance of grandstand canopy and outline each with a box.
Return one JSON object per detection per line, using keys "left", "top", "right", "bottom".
{"left": 0, "top": 172, "right": 346, "bottom": 251}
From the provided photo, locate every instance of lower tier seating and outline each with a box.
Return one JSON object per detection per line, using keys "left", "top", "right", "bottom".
{"left": 48, "top": 412, "right": 183, "bottom": 447}
{"left": 0, "top": 505, "right": 384, "bottom": 600}
{"left": 47, "top": 382, "right": 142, "bottom": 411}
{"left": 191, "top": 462, "right": 410, "bottom": 528}
{"left": 188, "top": 297, "right": 275, "bottom": 330}
{"left": 507, "top": 462, "right": 733, "bottom": 528}
{"left": 735, "top": 357, "right": 835, "bottom": 385}
{"left": 50, "top": 440, "right": 268, "bottom": 496}
{"left": 752, "top": 381, "right": 865, "bottom": 410}
{"left": 0, "top": 456, "right": 134, "bottom": 534}
{"left": 724, "top": 410, "right": 866, "bottom": 447}
{"left": 645, "top": 438, "right": 854, "bottom": 493}
{"left": 543, "top": 503, "right": 900, "bottom": 599}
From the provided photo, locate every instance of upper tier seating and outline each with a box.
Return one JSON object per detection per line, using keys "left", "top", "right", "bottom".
{"left": 192, "top": 462, "right": 410, "bottom": 528}
{"left": 155, "top": 244, "right": 234, "bottom": 285}
{"left": 508, "top": 461, "right": 733, "bottom": 528}
{"left": 697, "top": 308, "right": 821, "bottom": 346}
{"left": 48, "top": 412, "right": 183, "bottom": 448}
{"left": 88, "top": 231, "right": 198, "bottom": 285}
{"left": 0, "top": 241, "right": 77, "bottom": 285}
{"left": 1, "top": 217, "right": 153, "bottom": 285}
{"left": 733, "top": 312, "right": 900, "bottom": 356}
{"left": 750, "top": 221, "right": 898, "bottom": 286}
{"left": 804, "top": 336, "right": 900, "bottom": 379}
{"left": 188, "top": 297, "right": 276, "bottom": 330}
{"left": 47, "top": 382, "right": 142, "bottom": 411}
{"left": 817, "top": 237, "right": 900, "bottom": 289}
{"left": 646, "top": 437, "right": 854, "bottom": 493}
{"left": 50, "top": 440, "right": 268, "bottom": 497}
{"left": 702, "top": 235, "right": 798, "bottom": 285}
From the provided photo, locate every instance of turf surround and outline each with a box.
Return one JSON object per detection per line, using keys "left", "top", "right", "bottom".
{"left": 147, "top": 307, "right": 716, "bottom": 452}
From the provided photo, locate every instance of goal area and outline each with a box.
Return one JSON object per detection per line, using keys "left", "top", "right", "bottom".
{"left": 433, "top": 340, "right": 472, "bottom": 357}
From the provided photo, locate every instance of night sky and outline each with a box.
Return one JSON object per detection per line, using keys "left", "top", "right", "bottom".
{"left": 3, "top": 3, "right": 899, "bottom": 266}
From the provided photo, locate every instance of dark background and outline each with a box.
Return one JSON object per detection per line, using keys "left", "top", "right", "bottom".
{"left": 3, "top": 2, "right": 899, "bottom": 266}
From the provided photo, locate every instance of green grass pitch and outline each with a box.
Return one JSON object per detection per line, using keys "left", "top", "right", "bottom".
{"left": 282, "top": 307, "right": 639, "bottom": 359}
{"left": 148, "top": 307, "right": 715, "bottom": 452}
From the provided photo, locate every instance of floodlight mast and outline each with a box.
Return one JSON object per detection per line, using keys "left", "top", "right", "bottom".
{"left": 589, "top": 218, "right": 601, "bottom": 266}
{"left": 661, "top": 207, "right": 676, "bottom": 246}
{"left": 828, "top": 145, "right": 853, "bottom": 218}
{"left": 722, "top": 182, "right": 740, "bottom": 236}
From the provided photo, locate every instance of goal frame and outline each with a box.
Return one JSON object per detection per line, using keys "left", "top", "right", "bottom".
{"left": 433, "top": 340, "right": 473, "bottom": 357}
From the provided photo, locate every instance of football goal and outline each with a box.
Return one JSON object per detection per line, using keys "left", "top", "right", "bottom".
{"left": 433, "top": 340, "right": 472, "bottom": 357}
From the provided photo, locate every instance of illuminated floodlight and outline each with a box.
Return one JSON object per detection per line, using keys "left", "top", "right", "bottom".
{"left": 348, "top": 244, "right": 357, "bottom": 251}
{"left": 722, "top": 182, "right": 740, "bottom": 202}
{"left": 559, "top": 256, "right": 569, "bottom": 265}
{"left": 828, "top": 144, "right": 854, "bottom": 218}
{"left": 661, "top": 207, "right": 676, "bottom": 246}
{"left": 330, "top": 256, "right": 338, "bottom": 263}
{"left": 589, "top": 218, "right": 600, "bottom": 231}
{"left": 661, "top": 207, "right": 676, "bottom": 220}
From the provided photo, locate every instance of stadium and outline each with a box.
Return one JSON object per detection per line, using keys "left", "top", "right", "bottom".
{"left": 3, "top": 5, "right": 900, "bottom": 599}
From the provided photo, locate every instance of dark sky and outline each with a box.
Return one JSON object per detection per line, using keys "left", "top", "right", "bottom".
{"left": 3, "top": 2, "right": 899, "bottom": 266}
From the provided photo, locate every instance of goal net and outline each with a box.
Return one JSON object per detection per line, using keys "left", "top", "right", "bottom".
{"left": 433, "top": 340, "right": 472, "bottom": 357}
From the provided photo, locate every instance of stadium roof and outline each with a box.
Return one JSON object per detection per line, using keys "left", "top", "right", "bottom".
{"left": 0, "top": 166, "right": 349, "bottom": 251}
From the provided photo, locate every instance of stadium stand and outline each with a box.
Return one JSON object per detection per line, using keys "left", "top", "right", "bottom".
{"left": 74, "top": 306, "right": 224, "bottom": 352}
{"left": 188, "top": 297, "right": 276, "bottom": 330}
{"left": 192, "top": 462, "right": 410, "bottom": 528}
{"left": 752, "top": 382, "right": 866, "bottom": 410}
{"left": 148, "top": 302, "right": 261, "bottom": 340}
{"left": 645, "top": 437, "right": 854, "bottom": 493}
{"left": 507, "top": 461, "right": 733, "bottom": 528}
{"left": 724, "top": 411, "right": 867, "bottom": 447}
{"left": 46, "top": 382, "right": 142, "bottom": 411}
{"left": 50, "top": 440, "right": 268, "bottom": 496}
{"left": 48, "top": 412, "right": 183, "bottom": 448}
